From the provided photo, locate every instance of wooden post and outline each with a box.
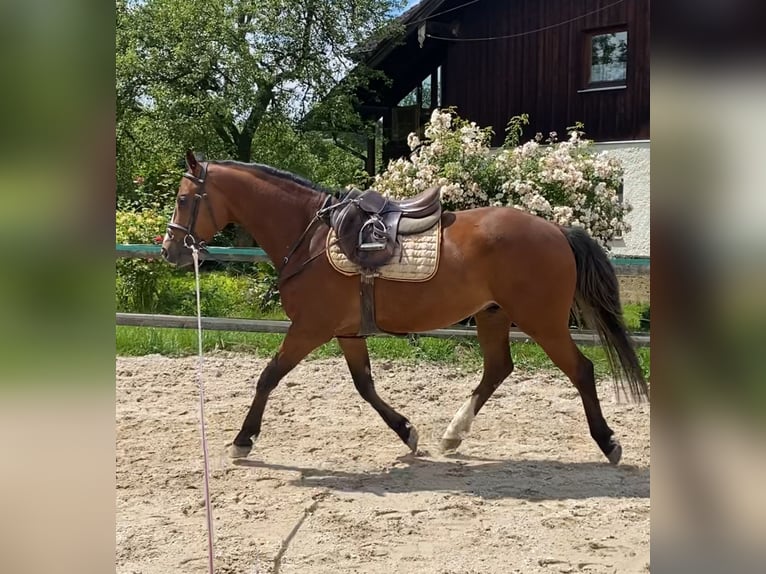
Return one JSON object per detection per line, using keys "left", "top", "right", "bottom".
{"left": 366, "top": 137, "right": 376, "bottom": 177}
{"left": 431, "top": 69, "right": 439, "bottom": 108}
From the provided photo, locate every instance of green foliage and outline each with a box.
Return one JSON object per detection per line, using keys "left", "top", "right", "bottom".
{"left": 503, "top": 113, "right": 530, "bottom": 148}
{"left": 115, "top": 209, "right": 170, "bottom": 244}
{"left": 152, "top": 266, "right": 286, "bottom": 318}
{"left": 117, "top": 262, "right": 290, "bottom": 319}
{"left": 116, "top": 0, "right": 404, "bottom": 204}
{"left": 157, "top": 273, "right": 253, "bottom": 318}
{"left": 116, "top": 144, "right": 186, "bottom": 211}
{"left": 353, "top": 335, "right": 482, "bottom": 365}
{"left": 622, "top": 303, "right": 651, "bottom": 332}
{"left": 115, "top": 207, "right": 281, "bottom": 316}
{"left": 249, "top": 117, "right": 368, "bottom": 190}
{"left": 251, "top": 262, "right": 281, "bottom": 312}
{"left": 512, "top": 341, "right": 651, "bottom": 382}
{"left": 115, "top": 205, "right": 286, "bottom": 318}
{"left": 640, "top": 306, "right": 650, "bottom": 331}
{"left": 116, "top": 209, "right": 175, "bottom": 313}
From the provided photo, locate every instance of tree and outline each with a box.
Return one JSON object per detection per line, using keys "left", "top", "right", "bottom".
{"left": 117, "top": 0, "right": 404, "bottom": 168}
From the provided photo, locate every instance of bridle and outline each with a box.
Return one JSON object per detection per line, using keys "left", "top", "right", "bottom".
{"left": 165, "top": 161, "right": 336, "bottom": 285}
{"left": 167, "top": 162, "right": 218, "bottom": 250}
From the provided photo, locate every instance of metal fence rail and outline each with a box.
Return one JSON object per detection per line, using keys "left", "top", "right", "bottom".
{"left": 116, "top": 243, "right": 269, "bottom": 263}
{"left": 116, "top": 244, "right": 649, "bottom": 274}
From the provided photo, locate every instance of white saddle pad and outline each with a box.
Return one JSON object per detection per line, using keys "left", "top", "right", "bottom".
{"left": 326, "top": 222, "right": 441, "bottom": 282}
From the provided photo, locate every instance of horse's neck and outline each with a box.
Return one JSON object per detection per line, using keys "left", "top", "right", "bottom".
{"left": 229, "top": 170, "right": 324, "bottom": 269}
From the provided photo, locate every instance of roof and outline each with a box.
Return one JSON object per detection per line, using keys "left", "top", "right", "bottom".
{"left": 352, "top": 0, "right": 478, "bottom": 113}
{"left": 356, "top": 0, "right": 448, "bottom": 67}
{"left": 302, "top": 0, "right": 457, "bottom": 129}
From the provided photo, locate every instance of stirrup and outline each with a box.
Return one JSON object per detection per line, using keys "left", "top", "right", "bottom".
{"left": 359, "top": 241, "right": 387, "bottom": 252}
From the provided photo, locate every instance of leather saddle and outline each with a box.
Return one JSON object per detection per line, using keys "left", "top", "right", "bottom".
{"left": 329, "top": 186, "right": 442, "bottom": 269}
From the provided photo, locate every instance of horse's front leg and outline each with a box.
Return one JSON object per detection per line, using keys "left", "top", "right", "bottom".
{"left": 337, "top": 336, "right": 419, "bottom": 453}
{"left": 228, "top": 326, "right": 330, "bottom": 459}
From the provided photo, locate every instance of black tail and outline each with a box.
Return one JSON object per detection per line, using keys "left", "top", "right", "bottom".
{"left": 563, "top": 227, "right": 649, "bottom": 402}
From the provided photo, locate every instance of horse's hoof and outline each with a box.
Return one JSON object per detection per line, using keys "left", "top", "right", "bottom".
{"left": 440, "top": 437, "right": 462, "bottom": 453}
{"left": 406, "top": 426, "right": 419, "bottom": 453}
{"left": 227, "top": 442, "right": 252, "bottom": 459}
{"left": 607, "top": 441, "right": 622, "bottom": 465}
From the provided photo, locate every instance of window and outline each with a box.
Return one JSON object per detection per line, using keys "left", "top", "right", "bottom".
{"left": 397, "top": 66, "right": 442, "bottom": 109}
{"left": 585, "top": 29, "right": 628, "bottom": 87}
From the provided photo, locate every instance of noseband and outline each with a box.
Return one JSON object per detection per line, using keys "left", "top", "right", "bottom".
{"left": 167, "top": 162, "right": 218, "bottom": 250}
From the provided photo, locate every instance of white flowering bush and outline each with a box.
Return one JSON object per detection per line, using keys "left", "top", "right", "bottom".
{"left": 374, "top": 109, "right": 631, "bottom": 248}
{"left": 374, "top": 109, "right": 499, "bottom": 211}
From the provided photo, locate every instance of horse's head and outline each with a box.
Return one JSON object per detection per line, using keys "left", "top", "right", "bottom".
{"left": 161, "top": 150, "right": 226, "bottom": 268}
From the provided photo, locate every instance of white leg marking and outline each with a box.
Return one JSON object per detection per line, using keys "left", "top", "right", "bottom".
{"left": 443, "top": 395, "right": 480, "bottom": 441}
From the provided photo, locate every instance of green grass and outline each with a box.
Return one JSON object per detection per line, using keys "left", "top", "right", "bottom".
{"left": 116, "top": 326, "right": 286, "bottom": 357}
{"left": 622, "top": 303, "right": 650, "bottom": 332}
{"left": 116, "top": 326, "right": 650, "bottom": 380}
{"left": 115, "top": 327, "right": 480, "bottom": 363}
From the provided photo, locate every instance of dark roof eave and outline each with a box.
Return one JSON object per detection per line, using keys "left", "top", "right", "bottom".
{"left": 361, "top": 0, "right": 448, "bottom": 68}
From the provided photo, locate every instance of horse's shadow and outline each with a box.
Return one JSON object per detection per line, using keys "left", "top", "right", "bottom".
{"left": 233, "top": 454, "right": 649, "bottom": 501}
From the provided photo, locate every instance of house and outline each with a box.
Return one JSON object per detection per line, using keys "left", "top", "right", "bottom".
{"left": 353, "top": 0, "right": 650, "bottom": 258}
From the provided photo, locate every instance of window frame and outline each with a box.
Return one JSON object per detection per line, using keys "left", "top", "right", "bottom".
{"left": 583, "top": 26, "right": 629, "bottom": 90}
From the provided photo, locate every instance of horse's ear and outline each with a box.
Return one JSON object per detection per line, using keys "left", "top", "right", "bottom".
{"left": 185, "top": 149, "right": 198, "bottom": 173}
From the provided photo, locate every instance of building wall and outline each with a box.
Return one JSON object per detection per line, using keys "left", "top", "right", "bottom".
{"left": 597, "top": 140, "right": 650, "bottom": 258}
{"left": 439, "top": 0, "right": 650, "bottom": 144}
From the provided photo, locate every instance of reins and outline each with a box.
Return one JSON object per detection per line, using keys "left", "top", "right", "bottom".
{"left": 188, "top": 242, "right": 216, "bottom": 574}
{"left": 277, "top": 195, "right": 344, "bottom": 286}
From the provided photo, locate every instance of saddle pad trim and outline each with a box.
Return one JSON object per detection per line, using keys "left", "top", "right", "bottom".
{"left": 326, "top": 222, "right": 441, "bottom": 283}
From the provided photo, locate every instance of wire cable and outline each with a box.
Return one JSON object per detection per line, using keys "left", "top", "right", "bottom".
{"left": 426, "top": 0, "right": 625, "bottom": 42}
{"left": 409, "top": 0, "right": 484, "bottom": 25}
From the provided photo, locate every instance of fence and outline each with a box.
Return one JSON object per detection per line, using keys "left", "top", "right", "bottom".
{"left": 116, "top": 244, "right": 650, "bottom": 347}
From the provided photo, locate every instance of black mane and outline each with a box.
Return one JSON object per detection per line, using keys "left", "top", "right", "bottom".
{"left": 213, "top": 160, "right": 339, "bottom": 196}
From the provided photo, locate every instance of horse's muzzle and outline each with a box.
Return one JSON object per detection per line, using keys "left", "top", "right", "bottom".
{"left": 160, "top": 239, "right": 175, "bottom": 264}
{"left": 160, "top": 239, "right": 193, "bottom": 268}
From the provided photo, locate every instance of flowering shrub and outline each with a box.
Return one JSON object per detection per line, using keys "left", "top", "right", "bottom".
{"left": 374, "top": 109, "right": 631, "bottom": 248}
{"left": 115, "top": 208, "right": 282, "bottom": 313}
{"left": 116, "top": 209, "right": 169, "bottom": 244}
{"left": 116, "top": 208, "right": 173, "bottom": 312}
{"left": 375, "top": 110, "right": 498, "bottom": 211}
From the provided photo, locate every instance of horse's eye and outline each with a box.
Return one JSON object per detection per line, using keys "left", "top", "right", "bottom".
{"left": 177, "top": 195, "right": 187, "bottom": 205}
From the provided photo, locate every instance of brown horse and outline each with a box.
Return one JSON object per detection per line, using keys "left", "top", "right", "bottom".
{"left": 161, "top": 151, "right": 648, "bottom": 465}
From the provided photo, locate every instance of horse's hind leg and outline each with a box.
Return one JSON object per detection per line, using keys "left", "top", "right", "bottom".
{"left": 228, "top": 325, "right": 331, "bottom": 459}
{"left": 338, "top": 337, "right": 419, "bottom": 453}
{"left": 530, "top": 328, "right": 621, "bottom": 464}
{"left": 441, "top": 307, "right": 513, "bottom": 452}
